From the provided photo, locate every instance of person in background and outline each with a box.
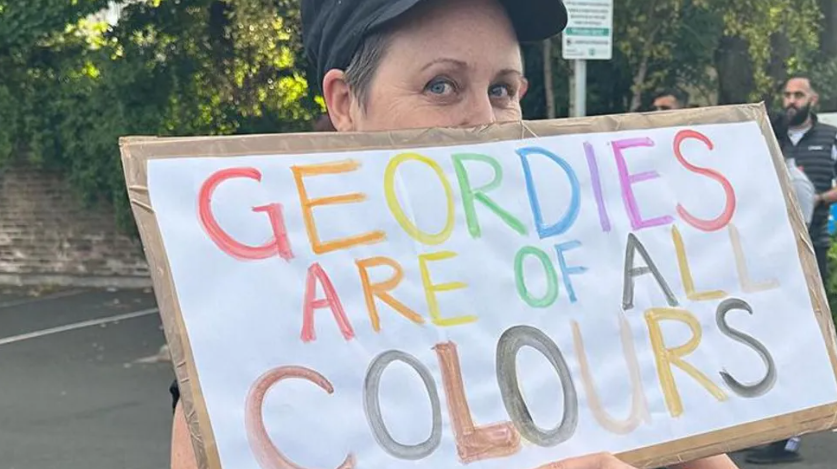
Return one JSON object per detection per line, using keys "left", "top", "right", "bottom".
{"left": 744, "top": 79, "right": 830, "bottom": 466}
{"left": 772, "top": 112, "right": 816, "bottom": 227}
{"left": 650, "top": 89, "right": 688, "bottom": 111}
{"left": 170, "top": 1, "right": 740, "bottom": 468}
{"left": 775, "top": 76, "right": 837, "bottom": 283}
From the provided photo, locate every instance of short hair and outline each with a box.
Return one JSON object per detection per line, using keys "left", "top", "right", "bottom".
{"left": 653, "top": 89, "right": 688, "bottom": 106}
{"left": 785, "top": 75, "right": 818, "bottom": 95}
{"left": 344, "top": 30, "right": 392, "bottom": 110}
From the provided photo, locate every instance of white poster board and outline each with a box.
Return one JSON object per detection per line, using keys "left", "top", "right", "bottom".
{"left": 121, "top": 105, "right": 837, "bottom": 469}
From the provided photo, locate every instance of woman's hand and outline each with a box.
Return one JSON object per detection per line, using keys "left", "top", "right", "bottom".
{"left": 172, "top": 401, "right": 198, "bottom": 469}
{"left": 534, "top": 453, "right": 739, "bottom": 469}
{"left": 670, "top": 454, "right": 739, "bottom": 469}
{"left": 534, "top": 453, "right": 635, "bottom": 469}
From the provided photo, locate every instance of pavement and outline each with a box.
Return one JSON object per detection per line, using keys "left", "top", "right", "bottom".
{"left": 0, "top": 286, "right": 833, "bottom": 469}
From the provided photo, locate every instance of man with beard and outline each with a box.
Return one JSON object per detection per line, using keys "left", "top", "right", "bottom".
{"left": 744, "top": 76, "right": 835, "bottom": 465}
{"left": 778, "top": 76, "right": 837, "bottom": 281}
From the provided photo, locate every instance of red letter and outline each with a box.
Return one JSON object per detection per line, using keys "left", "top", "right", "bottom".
{"left": 674, "top": 130, "right": 736, "bottom": 232}
{"left": 302, "top": 263, "right": 354, "bottom": 342}
{"left": 198, "top": 168, "right": 293, "bottom": 261}
{"left": 245, "top": 366, "right": 356, "bottom": 469}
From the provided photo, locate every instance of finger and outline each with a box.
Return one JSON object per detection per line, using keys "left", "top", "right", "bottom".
{"left": 534, "top": 452, "right": 636, "bottom": 469}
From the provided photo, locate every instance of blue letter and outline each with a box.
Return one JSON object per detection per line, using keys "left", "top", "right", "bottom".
{"left": 555, "top": 241, "right": 587, "bottom": 303}
{"left": 518, "top": 147, "right": 581, "bottom": 239}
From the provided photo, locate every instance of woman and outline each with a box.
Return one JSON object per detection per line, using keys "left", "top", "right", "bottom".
{"left": 171, "top": 0, "right": 740, "bottom": 468}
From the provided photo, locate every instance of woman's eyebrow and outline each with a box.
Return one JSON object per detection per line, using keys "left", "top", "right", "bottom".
{"left": 420, "top": 58, "right": 469, "bottom": 72}
{"left": 494, "top": 69, "right": 523, "bottom": 79}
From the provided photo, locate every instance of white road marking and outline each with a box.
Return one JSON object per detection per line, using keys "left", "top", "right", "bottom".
{"left": 0, "top": 308, "right": 159, "bottom": 346}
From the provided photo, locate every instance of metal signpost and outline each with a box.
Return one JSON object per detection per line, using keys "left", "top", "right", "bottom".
{"left": 561, "top": 0, "right": 614, "bottom": 117}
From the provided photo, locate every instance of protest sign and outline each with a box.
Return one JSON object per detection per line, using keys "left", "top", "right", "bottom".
{"left": 120, "top": 104, "right": 837, "bottom": 469}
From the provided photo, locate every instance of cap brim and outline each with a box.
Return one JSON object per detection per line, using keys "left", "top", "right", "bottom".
{"left": 369, "top": 0, "right": 568, "bottom": 42}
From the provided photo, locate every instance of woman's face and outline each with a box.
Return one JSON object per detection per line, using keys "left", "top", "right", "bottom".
{"left": 323, "top": 0, "right": 528, "bottom": 132}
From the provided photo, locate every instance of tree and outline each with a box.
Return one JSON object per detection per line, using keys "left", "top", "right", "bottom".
{"left": 1, "top": 0, "right": 321, "bottom": 229}
{"left": 524, "top": 0, "right": 829, "bottom": 118}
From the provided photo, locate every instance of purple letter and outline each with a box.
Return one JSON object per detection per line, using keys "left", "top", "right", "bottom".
{"left": 612, "top": 138, "right": 673, "bottom": 230}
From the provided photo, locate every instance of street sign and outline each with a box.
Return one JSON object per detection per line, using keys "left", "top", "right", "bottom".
{"left": 562, "top": 0, "right": 614, "bottom": 60}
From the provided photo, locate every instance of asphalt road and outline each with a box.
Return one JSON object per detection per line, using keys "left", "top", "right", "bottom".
{"left": 0, "top": 286, "right": 832, "bottom": 469}
{"left": 0, "top": 287, "right": 172, "bottom": 469}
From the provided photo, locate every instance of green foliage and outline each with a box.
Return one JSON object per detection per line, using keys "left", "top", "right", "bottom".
{"left": 826, "top": 240, "right": 837, "bottom": 324}
{"left": 1, "top": 0, "right": 321, "bottom": 230}
{"left": 3, "top": 0, "right": 837, "bottom": 232}
{"left": 714, "top": 0, "right": 821, "bottom": 102}
{"left": 525, "top": 0, "right": 828, "bottom": 117}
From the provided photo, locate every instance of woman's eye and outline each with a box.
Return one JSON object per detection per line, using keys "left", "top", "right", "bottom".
{"left": 426, "top": 78, "right": 455, "bottom": 95}
{"left": 490, "top": 84, "right": 512, "bottom": 99}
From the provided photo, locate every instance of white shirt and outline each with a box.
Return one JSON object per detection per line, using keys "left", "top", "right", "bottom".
{"left": 785, "top": 158, "right": 816, "bottom": 226}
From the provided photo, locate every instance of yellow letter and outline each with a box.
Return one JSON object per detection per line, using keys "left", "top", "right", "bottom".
{"left": 645, "top": 308, "right": 728, "bottom": 417}
{"left": 672, "top": 225, "right": 726, "bottom": 301}
{"left": 419, "top": 251, "right": 476, "bottom": 326}
{"left": 385, "top": 153, "right": 455, "bottom": 245}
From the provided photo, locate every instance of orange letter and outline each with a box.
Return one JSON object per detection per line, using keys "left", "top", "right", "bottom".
{"left": 356, "top": 257, "right": 425, "bottom": 331}
{"left": 245, "top": 366, "right": 355, "bottom": 469}
{"left": 645, "top": 308, "right": 728, "bottom": 417}
{"left": 419, "top": 251, "right": 477, "bottom": 327}
{"left": 572, "top": 315, "right": 650, "bottom": 434}
{"left": 292, "top": 160, "right": 385, "bottom": 255}
{"left": 672, "top": 225, "right": 727, "bottom": 301}
{"left": 198, "top": 167, "right": 294, "bottom": 261}
{"left": 434, "top": 342, "right": 521, "bottom": 463}
{"left": 301, "top": 263, "right": 354, "bottom": 342}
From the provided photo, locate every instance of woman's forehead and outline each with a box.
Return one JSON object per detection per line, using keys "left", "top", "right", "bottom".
{"left": 389, "top": 0, "right": 516, "bottom": 43}
{"left": 382, "top": 0, "right": 521, "bottom": 67}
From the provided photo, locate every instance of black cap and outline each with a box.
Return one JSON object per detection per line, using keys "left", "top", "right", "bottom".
{"left": 302, "top": 0, "right": 569, "bottom": 92}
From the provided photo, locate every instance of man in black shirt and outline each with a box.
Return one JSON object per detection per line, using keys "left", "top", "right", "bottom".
{"left": 746, "top": 75, "right": 837, "bottom": 465}
{"left": 775, "top": 76, "right": 837, "bottom": 282}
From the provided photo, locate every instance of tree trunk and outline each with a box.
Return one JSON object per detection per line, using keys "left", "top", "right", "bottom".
{"left": 629, "top": 24, "right": 661, "bottom": 112}
{"left": 543, "top": 39, "right": 555, "bottom": 119}
{"left": 715, "top": 36, "right": 755, "bottom": 104}
{"left": 630, "top": 55, "right": 649, "bottom": 112}
{"left": 767, "top": 33, "right": 792, "bottom": 106}
{"left": 819, "top": 0, "right": 837, "bottom": 110}
{"left": 819, "top": 0, "right": 837, "bottom": 57}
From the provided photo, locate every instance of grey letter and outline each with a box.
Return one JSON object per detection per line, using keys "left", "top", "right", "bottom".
{"left": 496, "top": 325, "right": 578, "bottom": 446}
{"left": 364, "top": 350, "right": 442, "bottom": 460}
{"left": 716, "top": 298, "right": 777, "bottom": 397}
{"left": 622, "top": 233, "right": 678, "bottom": 310}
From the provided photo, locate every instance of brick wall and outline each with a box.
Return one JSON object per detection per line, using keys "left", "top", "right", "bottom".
{"left": 0, "top": 161, "right": 150, "bottom": 287}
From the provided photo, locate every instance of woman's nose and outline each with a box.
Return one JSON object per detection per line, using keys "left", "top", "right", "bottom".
{"left": 458, "top": 94, "right": 497, "bottom": 128}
